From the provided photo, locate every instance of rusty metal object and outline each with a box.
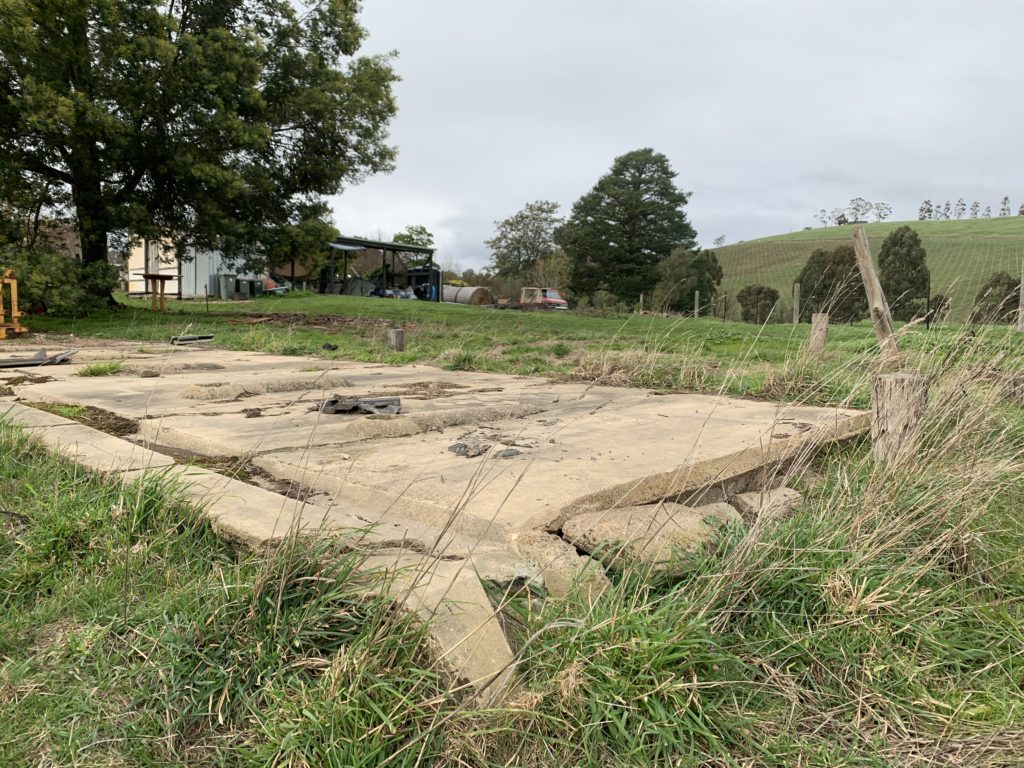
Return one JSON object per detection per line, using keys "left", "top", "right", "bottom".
{"left": 0, "top": 269, "right": 28, "bottom": 340}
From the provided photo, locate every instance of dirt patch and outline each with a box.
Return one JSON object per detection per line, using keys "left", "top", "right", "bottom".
{"left": 182, "top": 373, "right": 353, "bottom": 400}
{"left": 3, "top": 373, "right": 56, "bottom": 385}
{"left": 26, "top": 402, "right": 138, "bottom": 436}
{"left": 226, "top": 313, "right": 395, "bottom": 334}
{"left": 141, "top": 442, "right": 329, "bottom": 504}
{"left": 378, "top": 381, "right": 504, "bottom": 400}
{"left": 346, "top": 404, "right": 542, "bottom": 440}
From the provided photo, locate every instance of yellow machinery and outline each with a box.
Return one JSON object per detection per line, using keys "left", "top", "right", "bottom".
{"left": 0, "top": 269, "right": 28, "bottom": 340}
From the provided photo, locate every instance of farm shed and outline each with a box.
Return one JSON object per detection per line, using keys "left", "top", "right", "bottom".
{"left": 327, "top": 236, "right": 441, "bottom": 301}
{"left": 126, "top": 240, "right": 260, "bottom": 299}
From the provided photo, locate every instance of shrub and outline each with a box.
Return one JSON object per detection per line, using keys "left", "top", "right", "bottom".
{"left": 0, "top": 245, "right": 119, "bottom": 316}
{"left": 650, "top": 247, "right": 722, "bottom": 314}
{"left": 735, "top": 283, "right": 780, "bottom": 324}
{"left": 929, "top": 292, "right": 950, "bottom": 320}
{"left": 971, "top": 271, "right": 1020, "bottom": 323}
{"left": 795, "top": 245, "right": 867, "bottom": 323}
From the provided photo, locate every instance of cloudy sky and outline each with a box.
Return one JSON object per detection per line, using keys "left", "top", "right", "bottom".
{"left": 329, "top": 0, "right": 1023, "bottom": 271}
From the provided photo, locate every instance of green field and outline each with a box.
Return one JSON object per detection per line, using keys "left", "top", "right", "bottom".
{"left": 5, "top": 296, "right": 1024, "bottom": 765}
{"left": 20, "top": 291, "right": 1023, "bottom": 410}
{"left": 715, "top": 217, "right": 1024, "bottom": 322}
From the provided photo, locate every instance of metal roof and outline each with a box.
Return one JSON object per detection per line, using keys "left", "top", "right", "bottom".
{"left": 330, "top": 236, "right": 436, "bottom": 255}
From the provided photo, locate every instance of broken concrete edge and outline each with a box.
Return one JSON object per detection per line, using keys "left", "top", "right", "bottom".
{"left": 544, "top": 411, "right": 870, "bottom": 531}
{"left": 560, "top": 501, "right": 744, "bottom": 575}
{"left": 0, "top": 402, "right": 517, "bottom": 701}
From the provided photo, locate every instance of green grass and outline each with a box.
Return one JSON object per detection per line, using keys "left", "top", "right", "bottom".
{"left": 716, "top": 217, "right": 1024, "bottom": 322}
{"left": 0, "top": 421, "right": 452, "bottom": 765}
{"left": 9, "top": 290, "right": 1024, "bottom": 765}
{"left": 27, "top": 291, "right": 1024, "bottom": 411}
{"left": 3, "top": 331, "right": 1023, "bottom": 764}
{"left": 77, "top": 359, "right": 125, "bottom": 377}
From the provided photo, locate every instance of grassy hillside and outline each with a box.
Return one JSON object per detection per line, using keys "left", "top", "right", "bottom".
{"left": 715, "top": 217, "right": 1024, "bottom": 322}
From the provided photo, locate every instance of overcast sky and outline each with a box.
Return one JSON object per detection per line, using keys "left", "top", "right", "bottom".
{"left": 328, "top": 0, "right": 1024, "bottom": 271}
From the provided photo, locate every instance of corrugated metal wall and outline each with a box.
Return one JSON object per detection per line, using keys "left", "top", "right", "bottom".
{"left": 177, "top": 250, "right": 261, "bottom": 299}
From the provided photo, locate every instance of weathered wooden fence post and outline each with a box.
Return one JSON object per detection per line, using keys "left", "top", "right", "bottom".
{"left": 694, "top": 290, "right": 700, "bottom": 320}
{"left": 852, "top": 226, "right": 898, "bottom": 357}
{"left": 809, "top": 312, "right": 829, "bottom": 352}
{"left": 1017, "top": 255, "right": 1024, "bottom": 332}
{"left": 792, "top": 282, "right": 800, "bottom": 324}
{"left": 871, "top": 373, "right": 930, "bottom": 462}
{"left": 388, "top": 327, "right": 406, "bottom": 351}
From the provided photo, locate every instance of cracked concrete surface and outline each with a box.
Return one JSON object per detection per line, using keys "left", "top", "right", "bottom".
{"left": 1, "top": 342, "right": 868, "bottom": 695}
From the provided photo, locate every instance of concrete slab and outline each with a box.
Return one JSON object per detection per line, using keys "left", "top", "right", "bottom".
{"left": 28, "top": 422, "right": 175, "bottom": 475}
{"left": 363, "top": 552, "right": 515, "bottom": 700}
{"left": 562, "top": 501, "right": 742, "bottom": 571}
{"left": 0, "top": 401, "right": 79, "bottom": 429}
{"left": 732, "top": 487, "right": 804, "bottom": 523}
{"left": 0, "top": 344, "right": 870, "bottom": 700}
{"left": 1, "top": 347, "right": 867, "bottom": 542}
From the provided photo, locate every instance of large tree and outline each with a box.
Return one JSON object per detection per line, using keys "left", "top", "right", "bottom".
{"left": 0, "top": 0, "right": 397, "bottom": 298}
{"left": 392, "top": 225, "right": 435, "bottom": 247}
{"left": 877, "top": 225, "right": 929, "bottom": 321}
{"left": 555, "top": 148, "right": 697, "bottom": 304}
{"left": 796, "top": 245, "right": 867, "bottom": 323}
{"left": 485, "top": 200, "right": 561, "bottom": 278}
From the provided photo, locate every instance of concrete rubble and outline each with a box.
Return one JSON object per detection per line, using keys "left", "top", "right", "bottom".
{"left": 0, "top": 342, "right": 868, "bottom": 698}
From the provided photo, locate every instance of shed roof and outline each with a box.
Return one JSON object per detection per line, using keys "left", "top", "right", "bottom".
{"left": 330, "top": 236, "right": 436, "bottom": 256}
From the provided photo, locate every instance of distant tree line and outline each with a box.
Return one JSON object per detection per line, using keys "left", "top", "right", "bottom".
{"left": 918, "top": 196, "right": 1022, "bottom": 220}
{"left": 815, "top": 198, "right": 893, "bottom": 227}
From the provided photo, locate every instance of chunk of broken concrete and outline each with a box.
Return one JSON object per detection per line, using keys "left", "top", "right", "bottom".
{"left": 516, "top": 530, "right": 610, "bottom": 602}
{"left": 561, "top": 501, "right": 742, "bottom": 572}
{"left": 731, "top": 487, "right": 803, "bottom": 523}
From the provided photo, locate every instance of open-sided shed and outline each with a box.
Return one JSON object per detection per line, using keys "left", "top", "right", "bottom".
{"left": 328, "top": 236, "right": 440, "bottom": 301}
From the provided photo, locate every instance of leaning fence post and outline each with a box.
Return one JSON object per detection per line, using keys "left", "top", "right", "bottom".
{"left": 852, "top": 226, "right": 898, "bottom": 357}
{"left": 870, "top": 373, "right": 930, "bottom": 462}
{"left": 809, "top": 312, "right": 829, "bottom": 352}
{"left": 387, "top": 327, "right": 405, "bottom": 351}
{"left": 792, "top": 282, "right": 800, "bottom": 324}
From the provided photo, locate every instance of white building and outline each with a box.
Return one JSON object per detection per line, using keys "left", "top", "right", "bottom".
{"left": 126, "top": 240, "right": 260, "bottom": 299}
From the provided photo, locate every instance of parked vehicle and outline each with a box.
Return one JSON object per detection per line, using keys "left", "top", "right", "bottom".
{"left": 519, "top": 287, "right": 568, "bottom": 309}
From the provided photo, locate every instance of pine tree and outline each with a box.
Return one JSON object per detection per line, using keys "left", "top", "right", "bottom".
{"left": 556, "top": 148, "right": 696, "bottom": 303}
{"left": 878, "top": 226, "right": 930, "bottom": 321}
{"left": 795, "top": 246, "right": 868, "bottom": 323}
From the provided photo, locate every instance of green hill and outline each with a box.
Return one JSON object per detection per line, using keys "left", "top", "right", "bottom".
{"left": 714, "top": 217, "right": 1024, "bottom": 322}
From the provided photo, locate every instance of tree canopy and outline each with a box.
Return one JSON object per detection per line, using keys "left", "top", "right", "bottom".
{"left": 485, "top": 200, "right": 561, "bottom": 278}
{"left": 972, "top": 271, "right": 1020, "bottom": 323}
{"left": 796, "top": 246, "right": 867, "bottom": 323}
{"left": 555, "top": 148, "right": 697, "bottom": 304}
{"left": 736, "top": 284, "right": 780, "bottom": 324}
{"left": 0, "top": 0, "right": 397, "bottom": 297}
{"left": 392, "top": 225, "right": 435, "bottom": 248}
{"left": 877, "top": 225, "right": 929, "bottom": 321}
{"left": 651, "top": 247, "right": 722, "bottom": 314}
